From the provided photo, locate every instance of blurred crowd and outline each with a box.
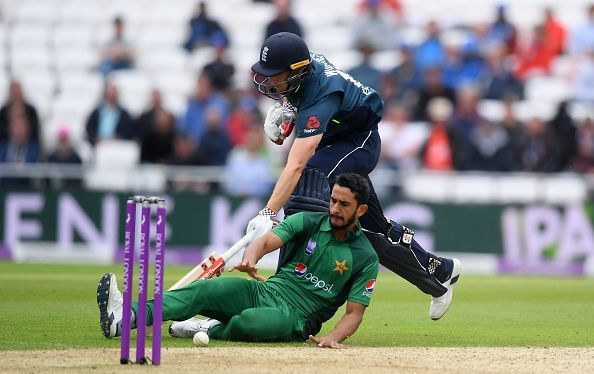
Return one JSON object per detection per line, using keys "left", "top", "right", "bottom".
{"left": 1, "top": 0, "right": 594, "bottom": 192}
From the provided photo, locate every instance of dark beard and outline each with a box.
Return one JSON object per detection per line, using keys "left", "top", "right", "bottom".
{"left": 330, "top": 212, "right": 357, "bottom": 230}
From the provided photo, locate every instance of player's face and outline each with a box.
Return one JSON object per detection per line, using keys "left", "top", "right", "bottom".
{"left": 253, "top": 71, "right": 291, "bottom": 100}
{"left": 329, "top": 185, "right": 368, "bottom": 231}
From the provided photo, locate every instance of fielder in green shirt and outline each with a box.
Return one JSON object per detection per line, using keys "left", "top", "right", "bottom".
{"left": 98, "top": 173, "right": 379, "bottom": 348}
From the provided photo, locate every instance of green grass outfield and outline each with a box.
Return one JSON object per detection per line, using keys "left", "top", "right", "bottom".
{"left": 0, "top": 262, "right": 593, "bottom": 350}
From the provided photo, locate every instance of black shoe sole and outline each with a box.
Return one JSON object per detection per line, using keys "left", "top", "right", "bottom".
{"left": 97, "top": 273, "right": 112, "bottom": 339}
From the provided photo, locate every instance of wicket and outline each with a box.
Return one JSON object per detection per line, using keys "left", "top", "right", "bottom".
{"left": 120, "top": 196, "right": 166, "bottom": 365}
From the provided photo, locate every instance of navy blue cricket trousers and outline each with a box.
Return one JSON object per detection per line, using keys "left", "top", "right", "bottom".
{"left": 305, "top": 128, "right": 454, "bottom": 284}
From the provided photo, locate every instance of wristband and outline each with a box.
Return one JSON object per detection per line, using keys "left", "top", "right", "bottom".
{"left": 258, "top": 206, "right": 277, "bottom": 217}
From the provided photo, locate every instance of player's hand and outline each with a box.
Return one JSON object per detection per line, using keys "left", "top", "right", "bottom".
{"left": 308, "top": 335, "right": 345, "bottom": 349}
{"left": 264, "top": 102, "right": 296, "bottom": 145}
{"left": 246, "top": 207, "right": 277, "bottom": 244}
{"left": 231, "top": 260, "right": 266, "bottom": 281}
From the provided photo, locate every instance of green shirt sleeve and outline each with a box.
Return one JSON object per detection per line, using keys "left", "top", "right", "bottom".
{"left": 347, "top": 256, "right": 379, "bottom": 307}
{"left": 271, "top": 212, "right": 306, "bottom": 244}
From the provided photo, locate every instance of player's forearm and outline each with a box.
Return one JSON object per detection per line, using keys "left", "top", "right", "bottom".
{"left": 242, "top": 232, "right": 283, "bottom": 264}
{"left": 326, "top": 312, "right": 363, "bottom": 343}
{"left": 266, "top": 136, "right": 319, "bottom": 212}
{"left": 266, "top": 163, "right": 305, "bottom": 212}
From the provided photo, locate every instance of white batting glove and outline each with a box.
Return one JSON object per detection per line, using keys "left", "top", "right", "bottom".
{"left": 264, "top": 102, "right": 296, "bottom": 145}
{"left": 246, "top": 207, "right": 278, "bottom": 243}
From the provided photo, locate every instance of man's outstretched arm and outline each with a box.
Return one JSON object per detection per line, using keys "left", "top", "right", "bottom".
{"left": 232, "top": 231, "right": 285, "bottom": 280}
{"left": 266, "top": 134, "right": 322, "bottom": 213}
{"left": 309, "top": 301, "right": 367, "bottom": 349}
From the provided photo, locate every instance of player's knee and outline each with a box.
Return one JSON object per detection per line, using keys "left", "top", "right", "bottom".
{"left": 233, "top": 309, "right": 291, "bottom": 340}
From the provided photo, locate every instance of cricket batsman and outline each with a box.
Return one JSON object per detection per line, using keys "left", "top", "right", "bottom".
{"left": 247, "top": 32, "right": 460, "bottom": 320}
{"left": 98, "top": 173, "right": 379, "bottom": 347}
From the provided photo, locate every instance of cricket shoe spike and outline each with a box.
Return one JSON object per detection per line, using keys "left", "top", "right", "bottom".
{"left": 169, "top": 317, "right": 221, "bottom": 338}
{"left": 429, "top": 258, "right": 461, "bottom": 320}
{"left": 97, "top": 273, "right": 123, "bottom": 338}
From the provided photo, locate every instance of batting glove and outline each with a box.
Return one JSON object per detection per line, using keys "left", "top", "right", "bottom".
{"left": 264, "top": 102, "right": 296, "bottom": 145}
{"left": 246, "top": 207, "right": 278, "bottom": 243}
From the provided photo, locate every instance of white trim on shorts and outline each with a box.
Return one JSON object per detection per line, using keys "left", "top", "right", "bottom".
{"left": 327, "top": 130, "right": 374, "bottom": 177}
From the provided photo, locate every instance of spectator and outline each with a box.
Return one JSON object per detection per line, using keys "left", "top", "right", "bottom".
{"left": 412, "top": 66, "right": 456, "bottom": 121}
{"left": 183, "top": 1, "right": 230, "bottom": 52}
{"left": 487, "top": 4, "right": 517, "bottom": 54}
{"left": 264, "top": 0, "right": 303, "bottom": 40}
{"left": 548, "top": 101, "right": 577, "bottom": 171}
{"left": 85, "top": 83, "right": 134, "bottom": 146}
{"left": 377, "top": 104, "right": 421, "bottom": 170}
{"left": 518, "top": 117, "right": 558, "bottom": 172}
{"left": 167, "top": 134, "right": 209, "bottom": 166}
{"left": 46, "top": 126, "right": 83, "bottom": 188}
{"left": 227, "top": 90, "right": 261, "bottom": 147}
{"left": 351, "top": 0, "right": 400, "bottom": 51}
{"left": 225, "top": 125, "right": 273, "bottom": 197}
{"left": 482, "top": 44, "right": 524, "bottom": 100}
{"left": 47, "top": 126, "right": 82, "bottom": 165}
{"left": 499, "top": 97, "right": 525, "bottom": 164}
{"left": 572, "top": 50, "right": 594, "bottom": 103}
{"left": 568, "top": 4, "right": 594, "bottom": 55}
{"left": 178, "top": 73, "right": 230, "bottom": 143}
{"left": 467, "top": 23, "right": 505, "bottom": 57}
{"left": 0, "top": 80, "right": 40, "bottom": 143}
{"left": 347, "top": 42, "right": 382, "bottom": 92}
{"left": 356, "top": 0, "right": 404, "bottom": 20}
{"left": 419, "top": 98, "right": 456, "bottom": 171}
{"left": 569, "top": 118, "right": 594, "bottom": 173}
{"left": 514, "top": 24, "right": 556, "bottom": 79}
{"left": 441, "top": 37, "right": 486, "bottom": 90}
{"left": 0, "top": 115, "right": 39, "bottom": 187}
{"left": 451, "top": 84, "right": 485, "bottom": 140}
{"left": 414, "top": 20, "right": 445, "bottom": 71}
{"left": 381, "top": 44, "right": 420, "bottom": 105}
{"left": 167, "top": 134, "right": 211, "bottom": 193}
{"left": 99, "top": 16, "right": 135, "bottom": 77}
{"left": 136, "top": 90, "right": 176, "bottom": 163}
{"left": 203, "top": 45, "right": 236, "bottom": 92}
{"left": 198, "top": 108, "right": 232, "bottom": 165}
{"left": 543, "top": 7, "right": 566, "bottom": 55}
{"left": 468, "top": 120, "right": 515, "bottom": 171}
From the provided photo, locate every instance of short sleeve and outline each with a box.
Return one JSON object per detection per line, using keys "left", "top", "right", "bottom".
{"left": 271, "top": 212, "right": 306, "bottom": 244}
{"left": 347, "top": 258, "right": 379, "bottom": 306}
{"left": 295, "top": 93, "right": 341, "bottom": 138}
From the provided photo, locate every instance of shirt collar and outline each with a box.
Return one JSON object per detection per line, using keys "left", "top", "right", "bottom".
{"left": 320, "top": 216, "right": 362, "bottom": 241}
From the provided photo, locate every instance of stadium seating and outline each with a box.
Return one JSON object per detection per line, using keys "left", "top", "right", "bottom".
{"left": 0, "top": 0, "right": 591, "bottom": 199}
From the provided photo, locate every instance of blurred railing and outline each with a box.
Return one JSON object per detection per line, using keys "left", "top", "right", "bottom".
{"left": 0, "top": 163, "right": 592, "bottom": 204}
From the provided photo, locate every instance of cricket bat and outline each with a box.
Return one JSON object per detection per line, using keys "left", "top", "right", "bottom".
{"left": 168, "top": 231, "right": 255, "bottom": 291}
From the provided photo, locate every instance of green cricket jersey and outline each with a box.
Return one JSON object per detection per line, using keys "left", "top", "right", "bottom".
{"left": 266, "top": 212, "right": 379, "bottom": 334}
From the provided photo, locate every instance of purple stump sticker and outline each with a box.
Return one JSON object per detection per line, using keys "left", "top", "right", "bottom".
{"left": 152, "top": 199, "right": 166, "bottom": 365}
{"left": 135, "top": 200, "right": 151, "bottom": 364}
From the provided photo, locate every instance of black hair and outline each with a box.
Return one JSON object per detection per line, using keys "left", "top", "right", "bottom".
{"left": 333, "top": 173, "right": 370, "bottom": 205}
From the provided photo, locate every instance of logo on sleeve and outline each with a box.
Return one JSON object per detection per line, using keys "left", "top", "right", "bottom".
{"left": 333, "top": 260, "right": 349, "bottom": 276}
{"left": 305, "top": 240, "right": 317, "bottom": 255}
{"left": 306, "top": 115, "right": 320, "bottom": 129}
{"left": 294, "top": 262, "right": 308, "bottom": 277}
{"left": 363, "top": 279, "right": 376, "bottom": 297}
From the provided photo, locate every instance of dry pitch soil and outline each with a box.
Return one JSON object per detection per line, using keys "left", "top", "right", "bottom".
{"left": 1, "top": 347, "right": 593, "bottom": 373}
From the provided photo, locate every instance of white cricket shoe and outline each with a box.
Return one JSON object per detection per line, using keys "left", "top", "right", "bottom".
{"left": 169, "top": 317, "right": 221, "bottom": 338}
{"left": 97, "top": 273, "right": 123, "bottom": 338}
{"left": 429, "top": 258, "right": 461, "bottom": 320}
